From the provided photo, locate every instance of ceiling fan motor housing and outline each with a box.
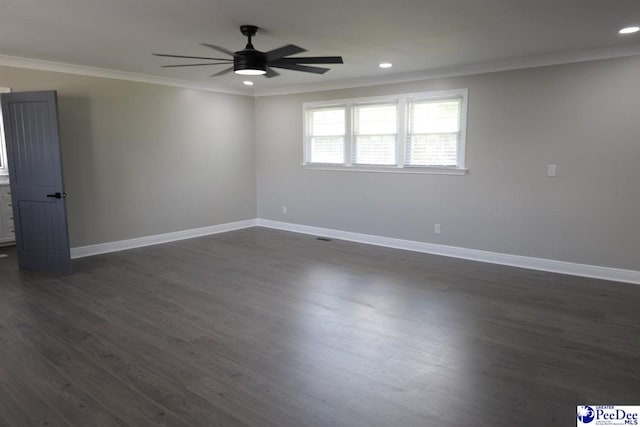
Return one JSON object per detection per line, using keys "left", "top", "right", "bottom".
{"left": 234, "top": 49, "right": 267, "bottom": 74}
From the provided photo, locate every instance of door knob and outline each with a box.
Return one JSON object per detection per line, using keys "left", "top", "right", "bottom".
{"left": 46, "top": 192, "right": 66, "bottom": 199}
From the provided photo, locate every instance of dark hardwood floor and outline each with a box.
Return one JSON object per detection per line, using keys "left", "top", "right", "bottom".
{"left": 0, "top": 227, "right": 638, "bottom": 426}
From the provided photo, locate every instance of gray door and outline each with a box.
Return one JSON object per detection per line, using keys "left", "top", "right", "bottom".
{"left": 0, "top": 91, "right": 72, "bottom": 274}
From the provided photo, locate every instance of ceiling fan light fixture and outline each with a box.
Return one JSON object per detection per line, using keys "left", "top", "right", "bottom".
{"left": 379, "top": 62, "right": 393, "bottom": 69}
{"left": 235, "top": 68, "right": 266, "bottom": 75}
{"left": 619, "top": 26, "right": 639, "bottom": 34}
{"left": 233, "top": 48, "right": 267, "bottom": 75}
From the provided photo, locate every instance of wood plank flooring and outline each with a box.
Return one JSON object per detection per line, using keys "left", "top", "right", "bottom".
{"left": 0, "top": 227, "right": 639, "bottom": 426}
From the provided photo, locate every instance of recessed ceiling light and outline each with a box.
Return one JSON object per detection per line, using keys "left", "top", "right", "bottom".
{"left": 379, "top": 62, "right": 393, "bottom": 69}
{"left": 243, "top": 81, "right": 254, "bottom": 86}
{"left": 619, "top": 26, "right": 640, "bottom": 34}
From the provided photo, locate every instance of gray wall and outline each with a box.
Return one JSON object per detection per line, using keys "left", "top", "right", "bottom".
{"left": 2, "top": 57, "right": 638, "bottom": 271}
{"left": 0, "top": 65, "right": 256, "bottom": 247}
{"left": 255, "top": 56, "right": 640, "bottom": 270}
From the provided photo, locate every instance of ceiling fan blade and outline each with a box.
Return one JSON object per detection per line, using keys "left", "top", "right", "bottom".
{"left": 265, "top": 67, "right": 280, "bottom": 78}
{"left": 268, "top": 63, "right": 330, "bottom": 74}
{"left": 153, "top": 53, "right": 230, "bottom": 61}
{"left": 264, "top": 44, "right": 307, "bottom": 61}
{"left": 270, "top": 56, "right": 343, "bottom": 65}
{"left": 162, "top": 62, "right": 233, "bottom": 68}
{"left": 201, "top": 43, "right": 236, "bottom": 57}
{"left": 210, "top": 66, "right": 234, "bottom": 77}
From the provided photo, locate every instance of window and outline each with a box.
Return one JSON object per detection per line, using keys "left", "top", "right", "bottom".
{"left": 303, "top": 89, "right": 468, "bottom": 174}
{"left": 406, "top": 99, "right": 461, "bottom": 167}
{"left": 0, "top": 88, "right": 10, "bottom": 176}
{"left": 353, "top": 104, "right": 397, "bottom": 165}
{"left": 305, "top": 107, "right": 345, "bottom": 164}
{"left": 0, "top": 128, "right": 7, "bottom": 176}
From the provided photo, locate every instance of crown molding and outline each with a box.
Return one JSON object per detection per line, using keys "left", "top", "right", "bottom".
{"left": 254, "top": 44, "right": 640, "bottom": 97}
{"left": 0, "top": 55, "right": 251, "bottom": 96}
{"left": 3, "top": 43, "right": 640, "bottom": 98}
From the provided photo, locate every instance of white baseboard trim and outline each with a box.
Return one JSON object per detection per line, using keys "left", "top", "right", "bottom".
{"left": 256, "top": 219, "right": 640, "bottom": 285}
{"left": 70, "top": 219, "right": 257, "bottom": 259}
{"left": 69, "top": 217, "right": 640, "bottom": 285}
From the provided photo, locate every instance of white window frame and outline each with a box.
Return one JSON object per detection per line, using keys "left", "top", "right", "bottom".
{"left": 0, "top": 87, "right": 11, "bottom": 176}
{"left": 351, "top": 102, "right": 399, "bottom": 166}
{"left": 302, "top": 89, "right": 468, "bottom": 175}
{"left": 304, "top": 104, "right": 348, "bottom": 164}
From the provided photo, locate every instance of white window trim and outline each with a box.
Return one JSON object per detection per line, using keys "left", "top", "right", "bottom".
{"left": 0, "top": 87, "right": 11, "bottom": 176}
{"left": 352, "top": 102, "right": 399, "bottom": 166}
{"left": 303, "top": 104, "right": 348, "bottom": 165}
{"left": 302, "top": 89, "right": 469, "bottom": 175}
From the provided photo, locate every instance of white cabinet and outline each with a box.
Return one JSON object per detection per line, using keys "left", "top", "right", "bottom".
{"left": 0, "top": 185, "right": 15, "bottom": 246}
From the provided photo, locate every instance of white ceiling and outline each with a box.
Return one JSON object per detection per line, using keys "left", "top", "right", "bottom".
{"left": 1, "top": 0, "right": 640, "bottom": 95}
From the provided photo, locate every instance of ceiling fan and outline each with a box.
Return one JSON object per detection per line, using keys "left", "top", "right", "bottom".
{"left": 153, "top": 25, "right": 344, "bottom": 78}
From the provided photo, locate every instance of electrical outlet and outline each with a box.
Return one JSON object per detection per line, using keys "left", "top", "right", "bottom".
{"left": 282, "top": 206, "right": 288, "bottom": 215}
{"left": 434, "top": 224, "right": 441, "bottom": 234}
{"left": 547, "top": 164, "right": 557, "bottom": 177}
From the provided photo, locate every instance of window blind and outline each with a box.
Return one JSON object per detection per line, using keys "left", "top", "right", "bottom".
{"left": 307, "top": 107, "right": 345, "bottom": 164}
{"left": 353, "top": 104, "right": 397, "bottom": 165}
{"left": 406, "top": 99, "right": 461, "bottom": 167}
{"left": 303, "top": 89, "right": 468, "bottom": 172}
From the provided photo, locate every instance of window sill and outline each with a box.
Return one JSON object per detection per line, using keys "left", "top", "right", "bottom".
{"left": 0, "top": 175, "right": 9, "bottom": 185}
{"left": 301, "top": 164, "right": 468, "bottom": 175}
